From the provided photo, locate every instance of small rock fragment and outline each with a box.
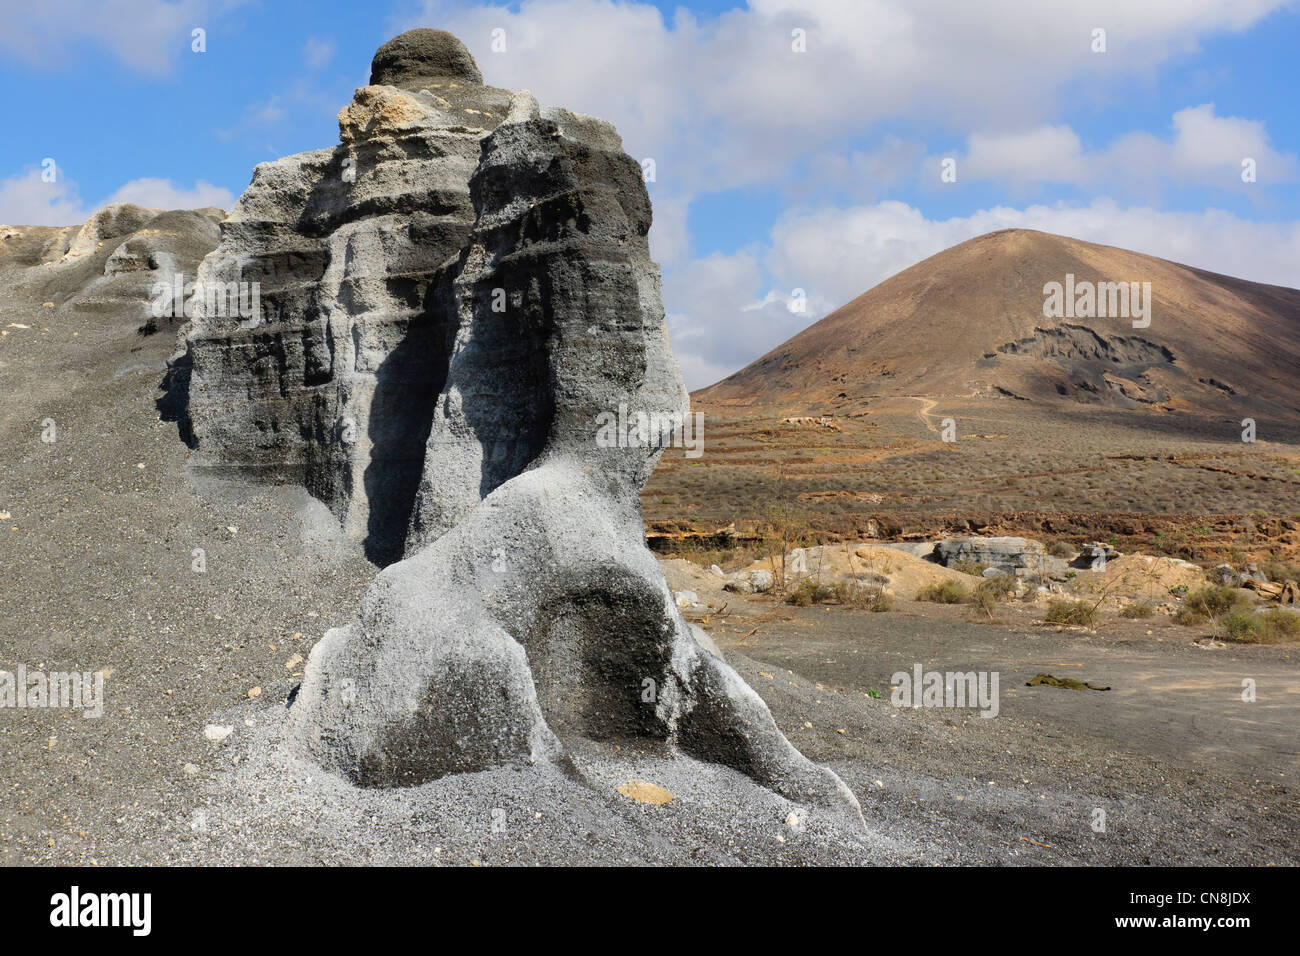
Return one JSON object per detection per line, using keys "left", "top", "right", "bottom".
{"left": 616, "top": 780, "right": 674, "bottom": 806}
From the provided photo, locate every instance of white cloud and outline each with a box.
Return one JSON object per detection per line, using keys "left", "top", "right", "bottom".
{"left": 0, "top": 169, "right": 88, "bottom": 227}
{"left": 0, "top": 0, "right": 217, "bottom": 76}
{"left": 647, "top": 194, "right": 691, "bottom": 265}
{"left": 0, "top": 167, "right": 232, "bottom": 226}
{"left": 663, "top": 246, "right": 835, "bottom": 389}
{"left": 399, "top": 0, "right": 1291, "bottom": 202}
{"left": 964, "top": 125, "right": 1089, "bottom": 184}
{"left": 961, "top": 105, "right": 1299, "bottom": 190}
{"left": 102, "top": 178, "right": 234, "bottom": 210}
{"left": 303, "top": 36, "right": 336, "bottom": 69}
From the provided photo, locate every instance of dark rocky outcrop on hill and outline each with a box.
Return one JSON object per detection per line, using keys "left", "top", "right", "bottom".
{"left": 173, "top": 30, "right": 860, "bottom": 819}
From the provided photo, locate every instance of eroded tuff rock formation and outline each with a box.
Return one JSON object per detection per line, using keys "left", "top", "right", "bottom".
{"left": 177, "top": 30, "right": 860, "bottom": 818}
{"left": 0, "top": 203, "right": 224, "bottom": 323}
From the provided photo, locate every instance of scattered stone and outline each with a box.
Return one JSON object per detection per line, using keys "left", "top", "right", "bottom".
{"left": 937, "top": 536, "right": 1045, "bottom": 574}
{"left": 203, "top": 725, "right": 233, "bottom": 742}
{"left": 724, "top": 569, "right": 775, "bottom": 594}
{"left": 616, "top": 780, "right": 674, "bottom": 806}
{"left": 1074, "top": 542, "right": 1120, "bottom": 570}
{"left": 674, "top": 590, "right": 700, "bottom": 608}
{"left": 1211, "top": 563, "right": 1240, "bottom": 587}
{"left": 1243, "top": 578, "right": 1283, "bottom": 599}
{"left": 879, "top": 541, "right": 940, "bottom": 560}
{"left": 1240, "top": 563, "right": 1268, "bottom": 586}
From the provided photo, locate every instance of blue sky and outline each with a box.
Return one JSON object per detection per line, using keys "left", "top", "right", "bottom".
{"left": 2, "top": 0, "right": 1297, "bottom": 388}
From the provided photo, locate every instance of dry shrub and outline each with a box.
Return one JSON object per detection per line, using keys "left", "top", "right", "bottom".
{"left": 1222, "top": 608, "right": 1300, "bottom": 644}
{"left": 1044, "top": 600, "right": 1099, "bottom": 626}
{"left": 786, "top": 578, "right": 892, "bottom": 611}
{"left": 1120, "top": 601, "right": 1155, "bottom": 619}
{"left": 917, "top": 581, "right": 969, "bottom": 604}
{"left": 1173, "top": 585, "right": 1249, "bottom": 626}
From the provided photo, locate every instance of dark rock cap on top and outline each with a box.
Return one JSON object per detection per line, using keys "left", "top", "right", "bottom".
{"left": 369, "top": 28, "right": 483, "bottom": 88}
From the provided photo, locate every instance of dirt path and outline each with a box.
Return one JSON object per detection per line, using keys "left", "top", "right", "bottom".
{"left": 907, "top": 396, "right": 941, "bottom": 432}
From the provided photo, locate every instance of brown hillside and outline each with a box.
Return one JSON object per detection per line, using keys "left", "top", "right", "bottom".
{"left": 697, "top": 229, "right": 1300, "bottom": 420}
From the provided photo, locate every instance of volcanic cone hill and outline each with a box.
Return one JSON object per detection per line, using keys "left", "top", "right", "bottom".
{"left": 698, "top": 229, "right": 1300, "bottom": 424}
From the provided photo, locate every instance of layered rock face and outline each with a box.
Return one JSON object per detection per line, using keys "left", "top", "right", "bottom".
{"left": 179, "top": 31, "right": 513, "bottom": 563}
{"left": 180, "top": 30, "right": 860, "bottom": 819}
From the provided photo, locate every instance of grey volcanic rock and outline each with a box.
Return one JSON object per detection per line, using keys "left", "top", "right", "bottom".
{"left": 0, "top": 202, "right": 225, "bottom": 323}
{"left": 178, "top": 32, "right": 861, "bottom": 822}
{"left": 938, "top": 535, "right": 1047, "bottom": 574}
{"left": 370, "top": 28, "right": 484, "bottom": 88}
{"left": 179, "top": 66, "right": 511, "bottom": 562}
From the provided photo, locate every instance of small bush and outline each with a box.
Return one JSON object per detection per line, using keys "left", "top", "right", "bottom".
{"left": 1174, "top": 585, "right": 1250, "bottom": 625}
{"left": 786, "top": 579, "right": 892, "bottom": 611}
{"left": 852, "top": 584, "right": 894, "bottom": 612}
{"left": 1222, "top": 608, "right": 1267, "bottom": 642}
{"left": 1264, "top": 608, "right": 1300, "bottom": 639}
{"left": 952, "top": 559, "right": 990, "bottom": 576}
{"left": 969, "top": 577, "right": 1011, "bottom": 616}
{"left": 1223, "top": 608, "right": 1300, "bottom": 643}
{"left": 786, "top": 579, "right": 834, "bottom": 606}
{"left": 917, "top": 581, "right": 969, "bottom": 604}
{"left": 1120, "top": 601, "right": 1155, "bottom": 619}
{"left": 1048, "top": 540, "right": 1075, "bottom": 558}
{"left": 1257, "top": 559, "right": 1300, "bottom": 584}
{"left": 1043, "top": 600, "right": 1099, "bottom": 626}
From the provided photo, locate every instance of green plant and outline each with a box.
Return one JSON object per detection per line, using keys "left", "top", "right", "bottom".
{"left": 1222, "top": 608, "right": 1300, "bottom": 644}
{"left": 917, "top": 581, "right": 969, "bottom": 604}
{"left": 1263, "top": 608, "right": 1300, "bottom": 639}
{"left": 1173, "top": 585, "right": 1250, "bottom": 625}
{"left": 1043, "top": 600, "right": 1099, "bottom": 626}
{"left": 952, "top": 559, "right": 990, "bottom": 576}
